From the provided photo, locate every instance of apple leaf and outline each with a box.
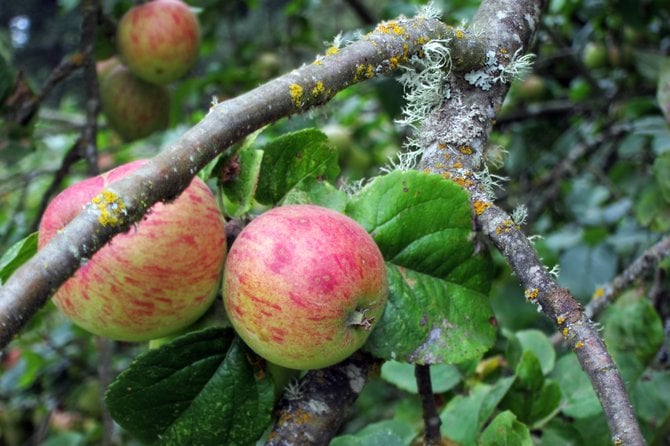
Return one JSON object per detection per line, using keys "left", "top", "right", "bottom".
{"left": 220, "top": 145, "right": 264, "bottom": 217}
{"left": 105, "top": 327, "right": 274, "bottom": 445}
{"left": 255, "top": 128, "right": 339, "bottom": 204}
{"left": 345, "top": 171, "right": 495, "bottom": 364}
{"left": 330, "top": 419, "right": 418, "bottom": 446}
{"left": 440, "top": 377, "right": 516, "bottom": 444}
{"left": 282, "top": 177, "right": 348, "bottom": 212}
{"left": 381, "top": 360, "right": 462, "bottom": 394}
{"left": 0, "top": 232, "right": 37, "bottom": 285}
{"left": 479, "top": 411, "right": 533, "bottom": 446}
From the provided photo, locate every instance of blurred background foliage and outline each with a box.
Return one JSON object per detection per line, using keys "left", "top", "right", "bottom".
{"left": 1, "top": 0, "right": 670, "bottom": 444}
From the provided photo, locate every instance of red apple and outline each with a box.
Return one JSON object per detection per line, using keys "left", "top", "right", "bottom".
{"left": 223, "top": 204, "right": 388, "bottom": 370}
{"left": 99, "top": 64, "right": 170, "bottom": 142}
{"left": 117, "top": 0, "right": 200, "bottom": 85}
{"left": 38, "top": 160, "right": 226, "bottom": 342}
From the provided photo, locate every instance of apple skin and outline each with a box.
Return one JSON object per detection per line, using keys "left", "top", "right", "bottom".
{"left": 38, "top": 160, "right": 226, "bottom": 342}
{"left": 99, "top": 64, "right": 170, "bottom": 141}
{"left": 117, "top": 0, "right": 200, "bottom": 85}
{"left": 223, "top": 204, "right": 388, "bottom": 370}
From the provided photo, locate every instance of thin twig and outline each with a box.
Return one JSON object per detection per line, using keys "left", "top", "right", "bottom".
{"left": 415, "top": 364, "right": 442, "bottom": 445}
{"left": 79, "top": 0, "right": 101, "bottom": 176}
{"left": 586, "top": 236, "right": 670, "bottom": 319}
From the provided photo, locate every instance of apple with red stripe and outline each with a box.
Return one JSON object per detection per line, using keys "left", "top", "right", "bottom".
{"left": 38, "top": 160, "right": 226, "bottom": 342}
{"left": 117, "top": 0, "right": 200, "bottom": 85}
{"left": 223, "top": 204, "right": 388, "bottom": 370}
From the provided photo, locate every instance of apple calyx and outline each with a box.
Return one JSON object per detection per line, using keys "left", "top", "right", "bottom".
{"left": 347, "top": 307, "right": 376, "bottom": 331}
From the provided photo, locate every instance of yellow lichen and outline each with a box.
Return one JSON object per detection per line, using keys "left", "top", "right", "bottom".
{"left": 453, "top": 162, "right": 463, "bottom": 169}
{"left": 455, "top": 29, "right": 464, "bottom": 39}
{"left": 496, "top": 219, "right": 518, "bottom": 235}
{"left": 473, "top": 200, "right": 491, "bottom": 215}
{"left": 524, "top": 288, "right": 539, "bottom": 301}
{"left": 326, "top": 46, "right": 339, "bottom": 56}
{"left": 376, "top": 21, "right": 407, "bottom": 37}
{"left": 457, "top": 145, "right": 473, "bottom": 155}
{"left": 364, "top": 64, "right": 373, "bottom": 79}
{"left": 452, "top": 174, "right": 475, "bottom": 189}
{"left": 499, "top": 47, "right": 509, "bottom": 54}
{"left": 289, "top": 83, "right": 303, "bottom": 107}
{"left": 575, "top": 341, "right": 585, "bottom": 349}
{"left": 562, "top": 327, "right": 570, "bottom": 337}
{"left": 556, "top": 315, "right": 566, "bottom": 325}
{"left": 312, "top": 81, "right": 326, "bottom": 97}
{"left": 592, "top": 287, "right": 605, "bottom": 299}
{"left": 388, "top": 56, "right": 400, "bottom": 70}
{"left": 91, "top": 189, "right": 126, "bottom": 227}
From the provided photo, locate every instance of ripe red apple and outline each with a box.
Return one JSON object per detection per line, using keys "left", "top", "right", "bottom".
{"left": 99, "top": 64, "right": 170, "bottom": 142}
{"left": 117, "top": 0, "right": 200, "bottom": 85}
{"left": 223, "top": 204, "right": 388, "bottom": 370}
{"left": 38, "top": 160, "right": 226, "bottom": 342}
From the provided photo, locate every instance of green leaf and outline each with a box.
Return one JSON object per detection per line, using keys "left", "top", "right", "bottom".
{"left": 346, "top": 171, "right": 495, "bottom": 364}
{"left": 653, "top": 152, "right": 670, "bottom": 203}
{"left": 601, "top": 290, "right": 663, "bottom": 384}
{"left": 440, "top": 377, "right": 515, "bottom": 445}
{"left": 558, "top": 243, "right": 617, "bottom": 301}
{"left": 330, "top": 419, "right": 417, "bottom": 446}
{"left": 551, "top": 353, "right": 601, "bottom": 419}
{"left": 282, "top": 177, "right": 348, "bottom": 212}
{"left": 380, "top": 360, "right": 462, "bottom": 394}
{"left": 635, "top": 183, "right": 670, "bottom": 231}
{"left": 105, "top": 328, "right": 274, "bottom": 445}
{"left": 500, "top": 351, "right": 562, "bottom": 424}
{"left": 220, "top": 146, "right": 264, "bottom": 217}
{"left": 255, "top": 128, "right": 339, "bottom": 204}
{"left": 479, "top": 411, "right": 532, "bottom": 446}
{"left": 507, "top": 329, "right": 556, "bottom": 375}
{"left": 656, "top": 57, "right": 670, "bottom": 123}
{"left": 632, "top": 369, "right": 670, "bottom": 442}
{"left": 0, "top": 232, "right": 38, "bottom": 285}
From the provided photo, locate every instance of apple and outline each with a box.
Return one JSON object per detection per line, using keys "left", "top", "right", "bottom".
{"left": 38, "top": 160, "right": 226, "bottom": 342}
{"left": 582, "top": 42, "right": 608, "bottom": 70}
{"left": 95, "top": 56, "right": 121, "bottom": 82}
{"left": 223, "top": 204, "right": 388, "bottom": 370}
{"left": 117, "top": 0, "right": 200, "bottom": 85}
{"left": 517, "top": 74, "right": 547, "bottom": 102}
{"left": 99, "top": 64, "right": 170, "bottom": 141}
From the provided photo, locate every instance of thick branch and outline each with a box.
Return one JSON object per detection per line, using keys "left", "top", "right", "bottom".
{"left": 416, "top": 0, "right": 644, "bottom": 444}
{"left": 266, "top": 352, "right": 376, "bottom": 445}
{"left": 0, "top": 14, "right": 470, "bottom": 349}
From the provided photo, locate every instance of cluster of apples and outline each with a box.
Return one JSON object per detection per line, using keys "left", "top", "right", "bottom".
{"left": 98, "top": 0, "right": 200, "bottom": 141}
{"left": 39, "top": 161, "right": 388, "bottom": 370}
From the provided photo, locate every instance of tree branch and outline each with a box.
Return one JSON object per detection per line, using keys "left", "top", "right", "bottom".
{"left": 266, "top": 351, "right": 377, "bottom": 445}
{"left": 415, "top": 364, "right": 442, "bottom": 445}
{"left": 416, "top": 0, "right": 644, "bottom": 444}
{"left": 585, "top": 235, "right": 670, "bottom": 320}
{"left": 0, "top": 13, "right": 477, "bottom": 348}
